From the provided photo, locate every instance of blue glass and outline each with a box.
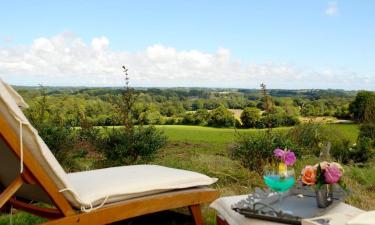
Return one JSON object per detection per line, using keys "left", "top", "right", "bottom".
{"left": 263, "top": 175, "right": 295, "bottom": 193}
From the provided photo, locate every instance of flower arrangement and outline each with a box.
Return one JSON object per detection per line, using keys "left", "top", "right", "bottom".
{"left": 301, "top": 161, "right": 345, "bottom": 189}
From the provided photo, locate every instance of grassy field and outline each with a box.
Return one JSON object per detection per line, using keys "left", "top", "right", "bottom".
{"left": 2, "top": 123, "right": 373, "bottom": 225}
{"left": 158, "top": 124, "right": 359, "bottom": 143}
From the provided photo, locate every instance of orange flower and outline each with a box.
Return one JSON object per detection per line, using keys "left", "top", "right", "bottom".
{"left": 301, "top": 165, "right": 317, "bottom": 185}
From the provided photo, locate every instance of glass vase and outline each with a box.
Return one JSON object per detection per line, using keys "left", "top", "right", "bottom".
{"left": 315, "top": 184, "right": 333, "bottom": 208}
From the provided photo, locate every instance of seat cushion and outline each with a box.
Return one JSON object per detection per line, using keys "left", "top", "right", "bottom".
{"left": 67, "top": 165, "right": 217, "bottom": 208}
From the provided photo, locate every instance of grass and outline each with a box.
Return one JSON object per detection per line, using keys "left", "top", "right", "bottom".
{"left": 158, "top": 125, "right": 291, "bottom": 144}
{"left": 0, "top": 123, "right": 364, "bottom": 225}
{"left": 158, "top": 124, "right": 359, "bottom": 144}
{"left": 324, "top": 123, "right": 359, "bottom": 143}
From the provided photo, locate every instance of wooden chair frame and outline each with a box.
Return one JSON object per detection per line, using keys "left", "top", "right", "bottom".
{"left": 0, "top": 114, "right": 219, "bottom": 224}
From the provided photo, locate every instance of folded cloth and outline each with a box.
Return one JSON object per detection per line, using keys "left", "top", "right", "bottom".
{"left": 347, "top": 211, "right": 375, "bottom": 225}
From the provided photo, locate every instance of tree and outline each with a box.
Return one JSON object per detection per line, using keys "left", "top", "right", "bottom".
{"left": 260, "top": 83, "right": 274, "bottom": 130}
{"left": 349, "top": 91, "right": 375, "bottom": 123}
{"left": 207, "top": 106, "right": 236, "bottom": 127}
{"left": 240, "top": 107, "right": 261, "bottom": 128}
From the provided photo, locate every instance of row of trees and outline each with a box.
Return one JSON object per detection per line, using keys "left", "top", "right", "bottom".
{"left": 19, "top": 85, "right": 356, "bottom": 128}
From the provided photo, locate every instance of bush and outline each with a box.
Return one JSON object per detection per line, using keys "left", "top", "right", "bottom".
{"left": 348, "top": 124, "right": 375, "bottom": 163}
{"left": 240, "top": 107, "right": 261, "bottom": 128}
{"left": 330, "top": 139, "right": 352, "bottom": 163}
{"left": 232, "top": 131, "right": 299, "bottom": 172}
{"left": 359, "top": 123, "right": 375, "bottom": 139}
{"left": 207, "top": 106, "right": 236, "bottom": 127}
{"left": 100, "top": 126, "right": 167, "bottom": 165}
{"left": 232, "top": 123, "right": 362, "bottom": 172}
{"left": 287, "top": 123, "right": 326, "bottom": 156}
{"left": 283, "top": 115, "right": 300, "bottom": 126}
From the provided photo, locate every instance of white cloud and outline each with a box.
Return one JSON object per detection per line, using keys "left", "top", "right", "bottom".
{"left": 0, "top": 32, "right": 373, "bottom": 90}
{"left": 325, "top": 1, "right": 339, "bottom": 16}
{"left": 2, "top": 36, "right": 13, "bottom": 43}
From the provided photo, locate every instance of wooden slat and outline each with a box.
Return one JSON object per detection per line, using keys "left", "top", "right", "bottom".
{"left": 21, "top": 169, "right": 37, "bottom": 184}
{"left": 42, "top": 188, "right": 219, "bottom": 225}
{"left": 0, "top": 114, "right": 76, "bottom": 216}
{"left": 189, "top": 204, "right": 203, "bottom": 225}
{"left": 0, "top": 176, "right": 23, "bottom": 208}
{"left": 8, "top": 198, "right": 63, "bottom": 219}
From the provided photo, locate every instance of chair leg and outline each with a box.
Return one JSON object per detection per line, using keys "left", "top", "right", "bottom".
{"left": 188, "top": 204, "right": 203, "bottom": 225}
{"left": 0, "top": 176, "right": 23, "bottom": 208}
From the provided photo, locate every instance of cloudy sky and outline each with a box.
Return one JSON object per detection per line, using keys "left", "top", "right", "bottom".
{"left": 0, "top": 1, "right": 374, "bottom": 90}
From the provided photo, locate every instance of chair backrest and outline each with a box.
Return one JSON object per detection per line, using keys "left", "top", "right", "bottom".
{"left": 0, "top": 79, "right": 80, "bottom": 209}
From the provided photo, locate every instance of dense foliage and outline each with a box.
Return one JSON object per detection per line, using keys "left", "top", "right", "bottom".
{"left": 17, "top": 86, "right": 357, "bottom": 129}
{"left": 240, "top": 107, "right": 261, "bottom": 128}
{"left": 349, "top": 91, "right": 375, "bottom": 123}
{"left": 233, "top": 123, "right": 361, "bottom": 171}
{"left": 207, "top": 106, "right": 236, "bottom": 127}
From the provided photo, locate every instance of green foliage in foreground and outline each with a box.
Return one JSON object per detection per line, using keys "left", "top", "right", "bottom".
{"left": 0, "top": 212, "right": 46, "bottom": 225}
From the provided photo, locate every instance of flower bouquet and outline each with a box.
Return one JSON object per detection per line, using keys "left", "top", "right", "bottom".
{"left": 301, "top": 161, "right": 345, "bottom": 208}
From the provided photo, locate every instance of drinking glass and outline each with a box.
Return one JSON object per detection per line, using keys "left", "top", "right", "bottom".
{"left": 263, "top": 162, "right": 295, "bottom": 203}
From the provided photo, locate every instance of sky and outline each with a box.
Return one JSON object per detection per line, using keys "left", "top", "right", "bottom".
{"left": 0, "top": 0, "right": 374, "bottom": 90}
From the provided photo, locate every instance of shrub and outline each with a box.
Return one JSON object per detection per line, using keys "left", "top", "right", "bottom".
{"left": 232, "top": 131, "right": 299, "bottom": 172}
{"left": 359, "top": 123, "right": 375, "bottom": 139}
{"left": 100, "top": 126, "right": 167, "bottom": 165}
{"left": 349, "top": 124, "right": 375, "bottom": 163}
{"left": 207, "top": 106, "right": 236, "bottom": 127}
{"left": 287, "top": 123, "right": 326, "bottom": 156}
{"left": 283, "top": 115, "right": 300, "bottom": 126}
{"left": 330, "top": 139, "right": 352, "bottom": 163}
{"left": 240, "top": 107, "right": 261, "bottom": 128}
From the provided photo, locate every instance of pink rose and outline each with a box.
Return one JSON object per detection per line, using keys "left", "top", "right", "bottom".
{"left": 283, "top": 151, "right": 296, "bottom": 166}
{"left": 324, "top": 164, "right": 342, "bottom": 184}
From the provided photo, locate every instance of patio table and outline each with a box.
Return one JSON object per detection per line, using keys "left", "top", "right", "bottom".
{"left": 210, "top": 195, "right": 364, "bottom": 225}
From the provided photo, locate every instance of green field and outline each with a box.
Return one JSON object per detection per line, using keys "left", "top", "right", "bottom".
{"left": 158, "top": 124, "right": 359, "bottom": 144}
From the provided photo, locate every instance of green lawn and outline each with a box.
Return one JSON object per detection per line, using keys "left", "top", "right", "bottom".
{"left": 158, "top": 124, "right": 359, "bottom": 144}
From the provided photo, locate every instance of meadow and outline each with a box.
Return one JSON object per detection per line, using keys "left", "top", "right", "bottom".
{"left": 2, "top": 123, "right": 374, "bottom": 225}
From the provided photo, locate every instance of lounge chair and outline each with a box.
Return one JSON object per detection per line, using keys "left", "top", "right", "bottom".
{"left": 0, "top": 79, "right": 219, "bottom": 224}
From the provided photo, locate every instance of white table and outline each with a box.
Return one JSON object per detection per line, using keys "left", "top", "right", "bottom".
{"left": 210, "top": 195, "right": 364, "bottom": 225}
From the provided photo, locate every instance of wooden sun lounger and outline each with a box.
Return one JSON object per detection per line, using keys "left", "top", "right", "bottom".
{"left": 0, "top": 80, "right": 219, "bottom": 225}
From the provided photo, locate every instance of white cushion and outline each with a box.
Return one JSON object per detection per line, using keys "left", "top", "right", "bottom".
{"left": 67, "top": 165, "right": 218, "bottom": 207}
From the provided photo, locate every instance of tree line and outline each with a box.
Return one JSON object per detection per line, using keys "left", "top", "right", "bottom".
{"left": 17, "top": 86, "right": 361, "bottom": 129}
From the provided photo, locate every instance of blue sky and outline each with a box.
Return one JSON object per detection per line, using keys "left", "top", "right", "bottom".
{"left": 0, "top": 0, "right": 374, "bottom": 89}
